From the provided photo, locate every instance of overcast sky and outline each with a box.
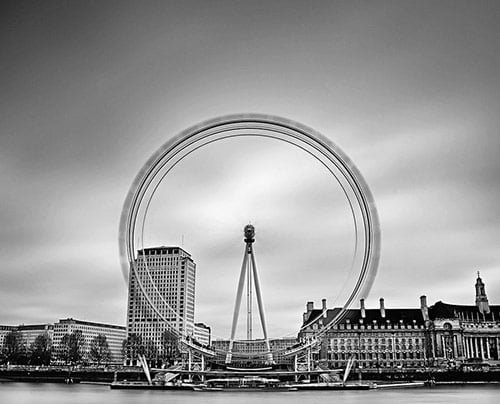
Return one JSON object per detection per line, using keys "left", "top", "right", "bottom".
{"left": 1, "top": 1, "right": 499, "bottom": 339}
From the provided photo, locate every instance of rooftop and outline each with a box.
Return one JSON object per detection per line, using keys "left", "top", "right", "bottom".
{"left": 137, "top": 246, "right": 192, "bottom": 258}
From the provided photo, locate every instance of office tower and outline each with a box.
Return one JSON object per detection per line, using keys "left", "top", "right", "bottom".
{"left": 126, "top": 246, "right": 196, "bottom": 353}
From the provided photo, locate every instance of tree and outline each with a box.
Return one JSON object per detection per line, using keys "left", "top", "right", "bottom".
{"left": 2, "top": 330, "right": 27, "bottom": 365}
{"left": 89, "top": 334, "right": 111, "bottom": 365}
{"left": 58, "top": 333, "right": 71, "bottom": 364}
{"left": 29, "top": 333, "right": 52, "bottom": 365}
{"left": 144, "top": 338, "right": 159, "bottom": 367}
{"left": 161, "top": 329, "right": 180, "bottom": 366}
{"left": 122, "top": 333, "right": 144, "bottom": 366}
{"left": 58, "top": 330, "right": 85, "bottom": 365}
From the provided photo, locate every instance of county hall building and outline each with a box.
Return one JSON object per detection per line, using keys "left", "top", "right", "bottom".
{"left": 300, "top": 274, "right": 499, "bottom": 370}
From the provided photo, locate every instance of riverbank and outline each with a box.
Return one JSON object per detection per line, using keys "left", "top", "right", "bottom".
{"left": 0, "top": 367, "right": 146, "bottom": 384}
{"left": 1, "top": 367, "right": 500, "bottom": 384}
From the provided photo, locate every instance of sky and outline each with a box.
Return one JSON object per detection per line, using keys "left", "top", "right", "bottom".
{"left": 1, "top": 0, "right": 499, "bottom": 339}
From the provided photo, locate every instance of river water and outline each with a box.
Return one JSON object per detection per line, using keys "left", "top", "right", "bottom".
{"left": 1, "top": 383, "right": 499, "bottom": 404}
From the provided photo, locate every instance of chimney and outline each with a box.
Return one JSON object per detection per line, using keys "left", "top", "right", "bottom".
{"left": 303, "top": 301, "right": 314, "bottom": 323}
{"left": 322, "top": 298, "right": 327, "bottom": 317}
{"left": 360, "top": 299, "right": 366, "bottom": 318}
{"left": 420, "top": 295, "right": 429, "bottom": 322}
{"left": 379, "top": 298, "right": 386, "bottom": 318}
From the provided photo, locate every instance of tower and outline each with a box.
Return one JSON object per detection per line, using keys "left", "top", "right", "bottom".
{"left": 475, "top": 271, "right": 490, "bottom": 315}
{"left": 126, "top": 247, "right": 196, "bottom": 359}
{"left": 225, "top": 225, "right": 273, "bottom": 364}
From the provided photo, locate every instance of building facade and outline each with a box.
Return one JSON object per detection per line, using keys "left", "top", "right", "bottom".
{"left": 17, "top": 324, "right": 54, "bottom": 348}
{"left": 426, "top": 274, "right": 500, "bottom": 368}
{"left": 126, "top": 246, "right": 197, "bottom": 358}
{"left": 194, "top": 323, "right": 211, "bottom": 347}
{"left": 0, "top": 325, "right": 15, "bottom": 348}
{"left": 299, "top": 274, "right": 500, "bottom": 370}
{"left": 0, "top": 324, "right": 53, "bottom": 360}
{"left": 300, "top": 298, "right": 428, "bottom": 369}
{"left": 52, "top": 318, "right": 126, "bottom": 364}
{"left": 211, "top": 337, "right": 297, "bottom": 367}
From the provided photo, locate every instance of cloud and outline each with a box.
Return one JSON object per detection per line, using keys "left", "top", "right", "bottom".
{"left": 1, "top": 1, "right": 499, "bottom": 339}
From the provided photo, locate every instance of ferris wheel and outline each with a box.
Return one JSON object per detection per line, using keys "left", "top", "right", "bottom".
{"left": 119, "top": 114, "right": 380, "bottom": 363}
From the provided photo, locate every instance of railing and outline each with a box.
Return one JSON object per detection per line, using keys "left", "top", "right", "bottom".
{"left": 181, "top": 338, "right": 216, "bottom": 357}
{"left": 282, "top": 339, "right": 319, "bottom": 357}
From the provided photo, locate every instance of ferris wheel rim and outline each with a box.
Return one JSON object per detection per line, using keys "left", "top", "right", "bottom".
{"left": 119, "top": 113, "right": 380, "bottom": 343}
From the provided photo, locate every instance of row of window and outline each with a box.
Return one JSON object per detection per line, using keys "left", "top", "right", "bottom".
{"left": 333, "top": 345, "right": 422, "bottom": 351}
{"left": 332, "top": 337, "right": 424, "bottom": 344}
{"left": 330, "top": 351, "right": 424, "bottom": 360}
{"left": 312, "top": 323, "right": 424, "bottom": 331}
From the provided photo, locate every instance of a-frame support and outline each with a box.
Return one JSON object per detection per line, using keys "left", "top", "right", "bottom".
{"left": 225, "top": 225, "right": 273, "bottom": 364}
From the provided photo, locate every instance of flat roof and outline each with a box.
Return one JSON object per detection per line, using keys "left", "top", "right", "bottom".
{"left": 137, "top": 246, "right": 192, "bottom": 258}
{"left": 57, "top": 318, "right": 126, "bottom": 330}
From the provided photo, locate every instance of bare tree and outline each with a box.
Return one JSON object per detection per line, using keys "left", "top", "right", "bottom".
{"left": 2, "top": 330, "right": 27, "bottom": 365}
{"left": 122, "top": 333, "right": 144, "bottom": 366}
{"left": 161, "top": 329, "right": 180, "bottom": 366}
{"left": 29, "top": 333, "right": 52, "bottom": 365}
{"left": 89, "top": 334, "right": 111, "bottom": 365}
{"left": 58, "top": 330, "right": 85, "bottom": 365}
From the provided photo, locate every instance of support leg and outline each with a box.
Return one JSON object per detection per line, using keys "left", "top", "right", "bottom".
{"left": 226, "top": 250, "right": 249, "bottom": 364}
{"left": 249, "top": 247, "right": 273, "bottom": 363}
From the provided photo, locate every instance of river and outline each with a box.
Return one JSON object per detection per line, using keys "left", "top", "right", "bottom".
{"left": 1, "top": 382, "right": 499, "bottom": 404}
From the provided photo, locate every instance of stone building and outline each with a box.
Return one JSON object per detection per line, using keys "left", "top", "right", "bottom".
{"left": 299, "top": 274, "right": 499, "bottom": 370}
{"left": 300, "top": 298, "right": 428, "bottom": 369}
{"left": 426, "top": 273, "right": 500, "bottom": 367}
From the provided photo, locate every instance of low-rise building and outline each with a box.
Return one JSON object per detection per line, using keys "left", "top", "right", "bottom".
{"left": 299, "top": 274, "right": 500, "bottom": 370}
{"left": 17, "top": 324, "right": 54, "bottom": 348}
{"left": 426, "top": 273, "right": 500, "bottom": 367}
{"left": 212, "top": 337, "right": 297, "bottom": 367}
{"left": 300, "top": 298, "right": 427, "bottom": 369}
{"left": 194, "top": 323, "right": 211, "bottom": 347}
{"left": 0, "top": 325, "right": 15, "bottom": 347}
{"left": 53, "top": 318, "right": 126, "bottom": 364}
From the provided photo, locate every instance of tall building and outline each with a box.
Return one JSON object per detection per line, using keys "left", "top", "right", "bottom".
{"left": 126, "top": 246, "right": 197, "bottom": 354}
{"left": 52, "top": 318, "right": 126, "bottom": 364}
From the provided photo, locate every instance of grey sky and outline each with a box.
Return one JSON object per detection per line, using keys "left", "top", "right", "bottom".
{"left": 1, "top": 1, "right": 499, "bottom": 339}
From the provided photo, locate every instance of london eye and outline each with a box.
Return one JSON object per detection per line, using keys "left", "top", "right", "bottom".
{"left": 119, "top": 114, "right": 380, "bottom": 367}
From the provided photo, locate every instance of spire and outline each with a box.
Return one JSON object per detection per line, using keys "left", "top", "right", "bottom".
{"left": 475, "top": 271, "right": 490, "bottom": 315}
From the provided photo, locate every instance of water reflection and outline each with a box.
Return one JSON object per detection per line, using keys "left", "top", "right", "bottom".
{"left": 1, "top": 383, "right": 500, "bottom": 404}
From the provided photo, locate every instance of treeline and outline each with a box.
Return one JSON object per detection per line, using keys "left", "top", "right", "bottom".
{"left": 121, "top": 329, "right": 180, "bottom": 367}
{"left": 0, "top": 330, "right": 112, "bottom": 366}
{"left": 3, "top": 329, "right": 188, "bottom": 368}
